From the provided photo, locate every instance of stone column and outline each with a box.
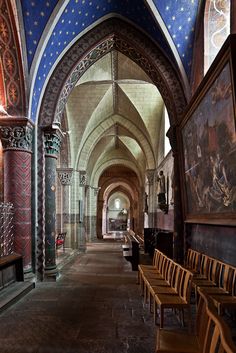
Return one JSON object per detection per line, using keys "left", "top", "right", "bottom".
{"left": 86, "top": 186, "right": 99, "bottom": 241}
{"left": 167, "top": 125, "right": 184, "bottom": 263}
{"left": 146, "top": 169, "right": 156, "bottom": 228}
{"left": 77, "top": 171, "right": 86, "bottom": 251}
{"left": 57, "top": 168, "right": 73, "bottom": 247}
{"left": 44, "top": 129, "right": 62, "bottom": 276}
{"left": 0, "top": 117, "right": 33, "bottom": 271}
{"left": 97, "top": 199, "right": 104, "bottom": 239}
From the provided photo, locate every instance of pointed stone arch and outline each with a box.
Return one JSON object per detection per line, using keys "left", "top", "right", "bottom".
{"left": 38, "top": 18, "right": 187, "bottom": 128}
{"left": 76, "top": 118, "right": 156, "bottom": 171}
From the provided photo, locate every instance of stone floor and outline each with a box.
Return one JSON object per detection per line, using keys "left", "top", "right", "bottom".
{"left": 0, "top": 240, "right": 159, "bottom": 353}
{"left": 1, "top": 239, "right": 236, "bottom": 353}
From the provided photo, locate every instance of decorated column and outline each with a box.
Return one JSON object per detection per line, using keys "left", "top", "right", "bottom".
{"left": 167, "top": 125, "right": 184, "bottom": 263}
{"left": 0, "top": 117, "right": 33, "bottom": 271}
{"left": 57, "top": 168, "right": 73, "bottom": 247}
{"left": 44, "top": 129, "right": 62, "bottom": 275}
{"left": 146, "top": 169, "right": 156, "bottom": 228}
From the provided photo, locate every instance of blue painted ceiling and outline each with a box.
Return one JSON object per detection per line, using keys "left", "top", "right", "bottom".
{"left": 20, "top": 0, "right": 200, "bottom": 121}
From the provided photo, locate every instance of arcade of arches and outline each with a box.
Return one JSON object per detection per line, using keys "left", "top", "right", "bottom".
{"left": 0, "top": 1, "right": 236, "bottom": 286}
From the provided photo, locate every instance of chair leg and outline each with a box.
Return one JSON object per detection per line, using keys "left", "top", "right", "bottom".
{"left": 154, "top": 301, "right": 157, "bottom": 325}
{"left": 160, "top": 306, "right": 164, "bottom": 329}
{"left": 188, "top": 306, "right": 192, "bottom": 333}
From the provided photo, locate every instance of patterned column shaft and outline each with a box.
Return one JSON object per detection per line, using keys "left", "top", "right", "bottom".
{"left": 0, "top": 120, "right": 33, "bottom": 270}
{"left": 44, "top": 130, "right": 61, "bottom": 272}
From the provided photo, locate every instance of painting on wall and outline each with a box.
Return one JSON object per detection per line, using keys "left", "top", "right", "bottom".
{"left": 182, "top": 62, "right": 236, "bottom": 220}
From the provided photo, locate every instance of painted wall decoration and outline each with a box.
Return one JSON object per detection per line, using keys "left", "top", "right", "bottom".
{"left": 182, "top": 62, "right": 236, "bottom": 217}
{"left": 0, "top": 1, "right": 25, "bottom": 115}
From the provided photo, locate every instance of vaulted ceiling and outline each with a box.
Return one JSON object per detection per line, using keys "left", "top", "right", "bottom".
{"left": 65, "top": 50, "right": 163, "bottom": 185}
{"left": 16, "top": 0, "right": 200, "bottom": 188}
{"left": 18, "top": 0, "right": 200, "bottom": 121}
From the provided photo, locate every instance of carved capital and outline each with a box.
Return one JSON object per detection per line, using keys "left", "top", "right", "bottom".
{"left": 146, "top": 169, "right": 155, "bottom": 185}
{"left": 79, "top": 171, "right": 87, "bottom": 186}
{"left": 93, "top": 187, "right": 100, "bottom": 196}
{"left": 0, "top": 117, "right": 34, "bottom": 152}
{"left": 57, "top": 168, "right": 73, "bottom": 185}
{"left": 44, "top": 130, "right": 62, "bottom": 156}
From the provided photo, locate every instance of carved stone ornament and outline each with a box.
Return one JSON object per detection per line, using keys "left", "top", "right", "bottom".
{"left": 146, "top": 169, "right": 155, "bottom": 185}
{"left": 0, "top": 125, "right": 33, "bottom": 151}
{"left": 93, "top": 187, "right": 100, "bottom": 196}
{"left": 57, "top": 168, "right": 73, "bottom": 185}
{"left": 79, "top": 171, "right": 87, "bottom": 186}
{"left": 44, "top": 131, "right": 61, "bottom": 156}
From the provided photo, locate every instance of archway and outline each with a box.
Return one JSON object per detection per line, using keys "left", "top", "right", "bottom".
{"left": 35, "top": 17, "right": 187, "bottom": 278}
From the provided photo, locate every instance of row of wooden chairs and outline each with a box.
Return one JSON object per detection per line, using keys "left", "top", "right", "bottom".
{"left": 156, "top": 288, "right": 236, "bottom": 353}
{"left": 138, "top": 249, "right": 193, "bottom": 329}
{"left": 184, "top": 249, "right": 236, "bottom": 315}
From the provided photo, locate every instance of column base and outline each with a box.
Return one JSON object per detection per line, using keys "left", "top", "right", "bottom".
{"left": 44, "top": 267, "right": 58, "bottom": 281}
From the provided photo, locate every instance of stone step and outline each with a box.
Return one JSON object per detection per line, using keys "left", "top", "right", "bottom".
{"left": 0, "top": 281, "right": 35, "bottom": 314}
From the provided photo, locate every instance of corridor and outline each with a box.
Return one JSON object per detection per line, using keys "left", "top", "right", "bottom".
{"left": 0, "top": 240, "right": 156, "bottom": 353}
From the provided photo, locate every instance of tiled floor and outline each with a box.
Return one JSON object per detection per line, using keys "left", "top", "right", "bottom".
{"left": 0, "top": 241, "right": 158, "bottom": 353}
{"left": 2, "top": 240, "right": 236, "bottom": 353}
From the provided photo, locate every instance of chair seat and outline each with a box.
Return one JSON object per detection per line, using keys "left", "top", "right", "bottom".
{"left": 150, "top": 285, "right": 177, "bottom": 295}
{"left": 155, "top": 293, "right": 188, "bottom": 306}
{"left": 192, "top": 279, "right": 217, "bottom": 287}
{"left": 146, "top": 278, "right": 168, "bottom": 287}
{"left": 199, "top": 286, "right": 229, "bottom": 295}
{"left": 212, "top": 295, "right": 236, "bottom": 305}
{"left": 156, "top": 329, "right": 200, "bottom": 353}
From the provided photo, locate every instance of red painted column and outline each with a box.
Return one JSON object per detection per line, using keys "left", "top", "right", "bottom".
{"left": 0, "top": 117, "right": 33, "bottom": 271}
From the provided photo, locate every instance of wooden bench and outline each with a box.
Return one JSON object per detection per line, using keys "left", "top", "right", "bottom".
{"left": 56, "top": 232, "right": 67, "bottom": 252}
{"left": 0, "top": 253, "right": 24, "bottom": 289}
{"left": 122, "top": 232, "right": 140, "bottom": 271}
{"left": 156, "top": 288, "right": 236, "bottom": 353}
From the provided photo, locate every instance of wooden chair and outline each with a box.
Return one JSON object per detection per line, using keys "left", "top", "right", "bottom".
{"left": 184, "top": 248, "right": 201, "bottom": 274}
{"left": 156, "top": 288, "right": 236, "bottom": 353}
{"left": 207, "top": 266, "right": 236, "bottom": 315}
{"left": 153, "top": 265, "right": 193, "bottom": 329}
{"left": 192, "top": 256, "right": 219, "bottom": 298}
{"left": 148, "top": 261, "right": 180, "bottom": 312}
{"left": 138, "top": 249, "right": 163, "bottom": 294}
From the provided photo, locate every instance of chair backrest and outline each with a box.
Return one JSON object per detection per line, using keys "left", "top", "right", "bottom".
{"left": 197, "top": 289, "right": 236, "bottom": 353}
{"left": 153, "top": 249, "right": 160, "bottom": 266}
{"left": 177, "top": 266, "right": 193, "bottom": 302}
{"left": 185, "top": 248, "right": 201, "bottom": 272}
{"left": 200, "top": 254, "right": 211, "bottom": 276}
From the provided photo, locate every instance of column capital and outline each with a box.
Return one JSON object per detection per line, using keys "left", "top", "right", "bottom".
{"left": 0, "top": 117, "right": 34, "bottom": 152}
{"left": 44, "top": 127, "right": 62, "bottom": 156}
{"left": 146, "top": 169, "right": 156, "bottom": 185}
{"left": 79, "top": 171, "right": 87, "bottom": 186}
{"left": 57, "top": 168, "right": 73, "bottom": 185}
{"left": 91, "top": 186, "right": 100, "bottom": 196}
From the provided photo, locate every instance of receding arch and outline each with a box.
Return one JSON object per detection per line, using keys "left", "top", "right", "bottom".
{"left": 97, "top": 166, "right": 142, "bottom": 236}
{"left": 91, "top": 159, "right": 143, "bottom": 187}
{"left": 38, "top": 18, "right": 187, "bottom": 129}
{"left": 76, "top": 118, "right": 156, "bottom": 171}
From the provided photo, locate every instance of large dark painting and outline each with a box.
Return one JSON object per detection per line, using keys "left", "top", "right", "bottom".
{"left": 182, "top": 63, "right": 236, "bottom": 217}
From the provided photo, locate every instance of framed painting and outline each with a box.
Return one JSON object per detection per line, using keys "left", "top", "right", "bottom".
{"left": 181, "top": 58, "right": 236, "bottom": 225}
